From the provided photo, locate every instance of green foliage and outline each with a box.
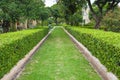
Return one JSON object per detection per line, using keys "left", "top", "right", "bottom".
{"left": 58, "top": 0, "right": 86, "bottom": 25}
{"left": 0, "top": 0, "right": 23, "bottom": 22}
{"left": 39, "top": 8, "right": 50, "bottom": 25}
{"left": 0, "top": 0, "right": 47, "bottom": 32}
{"left": 0, "top": 28, "right": 48, "bottom": 78}
{"left": 87, "top": 0, "right": 120, "bottom": 28}
{"left": 65, "top": 26, "right": 120, "bottom": 79}
{"left": 51, "top": 4, "right": 61, "bottom": 25}
{"left": 102, "top": 7, "right": 120, "bottom": 32}
{"left": 17, "top": 28, "right": 101, "bottom": 80}
{"left": 18, "top": 0, "right": 45, "bottom": 20}
{"left": 69, "top": 11, "right": 82, "bottom": 26}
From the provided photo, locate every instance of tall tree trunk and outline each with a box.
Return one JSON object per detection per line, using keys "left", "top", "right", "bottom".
{"left": 32, "top": 20, "right": 37, "bottom": 27}
{"left": 10, "top": 22, "right": 17, "bottom": 31}
{"left": 94, "top": 16, "right": 102, "bottom": 29}
{"left": 2, "top": 20, "right": 10, "bottom": 33}
{"left": 24, "top": 19, "right": 28, "bottom": 29}
{"left": 87, "top": 0, "right": 101, "bottom": 29}
{"left": 14, "top": 22, "right": 17, "bottom": 31}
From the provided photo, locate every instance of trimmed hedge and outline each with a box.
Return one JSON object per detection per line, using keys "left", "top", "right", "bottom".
{"left": 65, "top": 26, "right": 120, "bottom": 79}
{"left": 0, "top": 28, "right": 48, "bottom": 78}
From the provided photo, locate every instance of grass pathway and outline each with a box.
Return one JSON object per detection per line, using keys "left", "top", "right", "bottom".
{"left": 17, "top": 27, "right": 101, "bottom": 80}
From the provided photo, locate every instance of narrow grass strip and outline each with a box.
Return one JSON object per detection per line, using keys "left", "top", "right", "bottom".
{"left": 17, "top": 27, "right": 101, "bottom": 80}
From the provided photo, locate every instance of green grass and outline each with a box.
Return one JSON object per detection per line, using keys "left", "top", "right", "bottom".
{"left": 17, "top": 27, "right": 101, "bottom": 80}
{"left": 65, "top": 26, "right": 120, "bottom": 78}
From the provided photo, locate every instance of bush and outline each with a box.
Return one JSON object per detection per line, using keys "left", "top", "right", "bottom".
{"left": 69, "top": 12, "right": 82, "bottom": 26}
{"left": 66, "top": 26, "right": 120, "bottom": 79}
{"left": 102, "top": 8, "right": 120, "bottom": 32}
{"left": 0, "top": 28, "right": 48, "bottom": 78}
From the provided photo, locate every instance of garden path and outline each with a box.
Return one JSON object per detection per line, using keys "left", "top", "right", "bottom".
{"left": 17, "top": 27, "right": 101, "bottom": 80}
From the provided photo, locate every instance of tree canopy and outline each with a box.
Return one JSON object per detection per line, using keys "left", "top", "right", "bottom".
{"left": 56, "top": 0, "right": 120, "bottom": 28}
{"left": 0, "top": 0, "right": 49, "bottom": 32}
{"left": 0, "top": 0, "right": 120, "bottom": 32}
{"left": 86, "top": 0, "right": 120, "bottom": 28}
{"left": 57, "top": 0, "right": 86, "bottom": 25}
{"left": 50, "top": 4, "right": 61, "bottom": 25}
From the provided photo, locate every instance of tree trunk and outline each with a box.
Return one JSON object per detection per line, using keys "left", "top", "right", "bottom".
{"left": 14, "top": 22, "right": 17, "bottom": 31}
{"left": 10, "top": 22, "right": 17, "bottom": 31}
{"left": 86, "top": 0, "right": 102, "bottom": 29}
{"left": 24, "top": 19, "right": 28, "bottom": 29}
{"left": 94, "top": 17, "right": 101, "bottom": 29}
{"left": 92, "top": 11, "right": 103, "bottom": 29}
{"left": 2, "top": 20, "right": 10, "bottom": 33}
{"left": 32, "top": 20, "right": 37, "bottom": 26}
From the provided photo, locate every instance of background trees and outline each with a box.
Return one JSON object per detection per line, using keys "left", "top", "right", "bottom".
{"left": 0, "top": 0, "right": 22, "bottom": 32}
{"left": 56, "top": 0, "right": 120, "bottom": 30}
{"left": 0, "top": 0, "right": 120, "bottom": 32}
{"left": 0, "top": 0, "right": 49, "bottom": 32}
{"left": 102, "top": 7, "right": 120, "bottom": 32}
{"left": 39, "top": 7, "right": 50, "bottom": 26}
{"left": 86, "top": 0, "right": 120, "bottom": 29}
{"left": 51, "top": 4, "right": 61, "bottom": 25}
{"left": 57, "top": 0, "right": 86, "bottom": 25}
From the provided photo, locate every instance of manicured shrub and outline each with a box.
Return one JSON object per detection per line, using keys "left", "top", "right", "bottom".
{"left": 66, "top": 26, "right": 120, "bottom": 79}
{"left": 0, "top": 28, "right": 48, "bottom": 78}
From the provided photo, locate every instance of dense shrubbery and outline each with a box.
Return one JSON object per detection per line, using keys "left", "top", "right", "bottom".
{"left": 102, "top": 8, "right": 120, "bottom": 32}
{"left": 0, "top": 28, "right": 48, "bottom": 78}
{"left": 69, "top": 12, "right": 82, "bottom": 26}
{"left": 65, "top": 26, "right": 120, "bottom": 79}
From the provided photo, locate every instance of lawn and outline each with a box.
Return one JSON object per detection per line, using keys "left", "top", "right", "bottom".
{"left": 17, "top": 27, "right": 101, "bottom": 80}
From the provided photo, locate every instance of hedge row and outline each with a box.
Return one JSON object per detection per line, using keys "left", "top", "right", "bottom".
{"left": 0, "top": 28, "right": 48, "bottom": 78}
{"left": 65, "top": 26, "right": 120, "bottom": 79}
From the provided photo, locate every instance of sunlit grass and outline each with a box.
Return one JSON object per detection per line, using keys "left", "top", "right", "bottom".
{"left": 17, "top": 27, "right": 101, "bottom": 80}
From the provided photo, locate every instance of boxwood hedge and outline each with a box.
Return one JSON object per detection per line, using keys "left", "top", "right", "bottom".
{"left": 0, "top": 28, "right": 48, "bottom": 78}
{"left": 65, "top": 26, "right": 120, "bottom": 79}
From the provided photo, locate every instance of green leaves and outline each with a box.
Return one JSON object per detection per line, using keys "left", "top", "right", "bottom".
{"left": 66, "top": 26, "right": 120, "bottom": 79}
{"left": 0, "top": 28, "right": 48, "bottom": 78}
{"left": 0, "top": 0, "right": 45, "bottom": 22}
{"left": 102, "top": 7, "right": 120, "bottom": 32}
{"left": 58, "top": 0, "right": 85, "bottom": 25}
{"left": 0, "top": 1, "right": 21, "bottom": 22}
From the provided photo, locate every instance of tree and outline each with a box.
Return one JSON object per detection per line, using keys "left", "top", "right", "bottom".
{"left": 86, "top": 0, "right": 120, "bottom": 29}
{"left": 18, "top": 0, "right": 45, "bottom": 28}
{"left": 0, "top": 0, "right": 22, "bottom": 32}
{"left": 57, "top": 0, "right": 86, "bottom": 25}
{"left": 51, "top": 4, "right": 61, "bottom": 25}
{"left": 69, "top": 11, "right": 82, "bottom": 26}
{"left": 0, "top": 0, "right": 45, "bottom": 32}
{"left": 39, "top": 8, "right": 50, "bottom": 26}
{"left": 102, "top": 7, "right": 120, "bottom": 32}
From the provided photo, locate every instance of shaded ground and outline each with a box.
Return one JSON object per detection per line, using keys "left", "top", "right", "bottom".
{"left": 17, "top": 27, "right": 101, "bottom": 80}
